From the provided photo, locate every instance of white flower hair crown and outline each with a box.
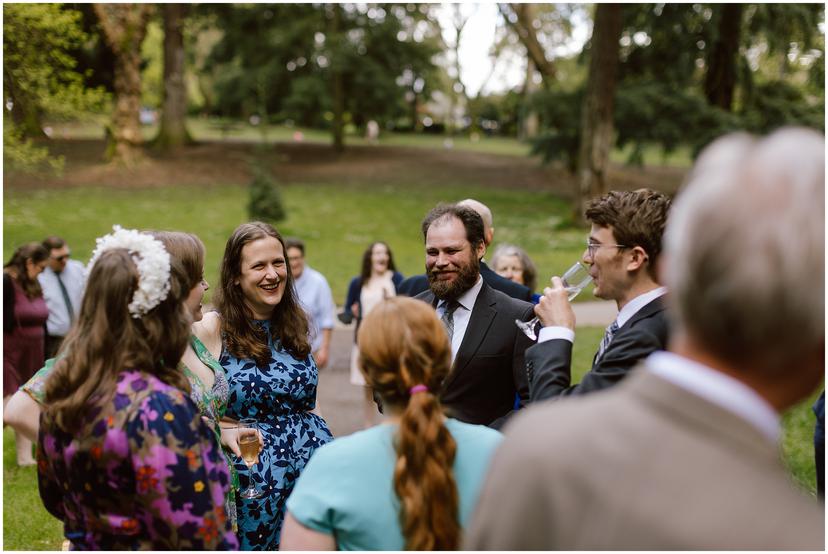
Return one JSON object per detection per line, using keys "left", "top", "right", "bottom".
{"left": 87, "top": 225, "right": 172, "bottom": 318}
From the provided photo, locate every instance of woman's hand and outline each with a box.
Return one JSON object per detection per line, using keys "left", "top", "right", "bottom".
{"left": 218, "top": 422, "right": 264, "bottom": 458}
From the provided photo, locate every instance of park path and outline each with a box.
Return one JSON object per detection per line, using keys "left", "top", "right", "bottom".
{"left": 318, "top": 300, "right": 617, "bottom": 438}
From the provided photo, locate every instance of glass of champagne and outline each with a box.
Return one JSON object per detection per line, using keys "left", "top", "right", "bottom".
{"left": 515, "top": 261, "right": 593, "bottom": 340}
{"left": 238, "top": 418, "right": 262, "bottom": 499}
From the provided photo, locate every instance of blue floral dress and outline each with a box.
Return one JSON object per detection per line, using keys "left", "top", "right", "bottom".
{"left": 37, "top": 370, "right": 238, "bottom": 550}
{"left": 221, "top": 319, "right": 333, "bottom": 550}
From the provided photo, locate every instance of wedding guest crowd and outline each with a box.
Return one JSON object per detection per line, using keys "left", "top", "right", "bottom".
{"left": 3, "top": 127, "right": 822, "bottom": 550}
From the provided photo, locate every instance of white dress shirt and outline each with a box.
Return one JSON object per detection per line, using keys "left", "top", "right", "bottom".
{"left": 38, "top": 259, "right": 86, "bottom": 337}
{"left": 538, "top": 286, "right": 667, "bottom": 344}
{"left": 646, "top": 350, "right": 780, "bottom": 444}
{"left": 293, "top": 265, "right": 336, "bottom": 353}
{"left": 438, "top": 275, "right": 483, "bottom": 363}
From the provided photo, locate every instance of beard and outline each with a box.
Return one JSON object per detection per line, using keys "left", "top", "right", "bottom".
{"left": 427, "top": 255, "right": 480, "bottom": 301}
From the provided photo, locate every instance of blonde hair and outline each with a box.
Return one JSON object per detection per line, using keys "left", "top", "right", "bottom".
{"left": 357, "top": 297, "right": 459, "bottom": 550}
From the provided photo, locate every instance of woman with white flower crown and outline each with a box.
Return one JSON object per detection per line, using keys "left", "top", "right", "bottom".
{"left": 10, "top": 230, "right": 262, "bottom": 536}
{"left": 194, "top": 221, "right": 333, "bottom": 550}
{"left": 36, "top": 226, "right": 239, "bottom": 549}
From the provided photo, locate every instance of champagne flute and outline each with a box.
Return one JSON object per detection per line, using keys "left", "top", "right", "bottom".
{"left": 515, "top": 261, "right": 593, "bottom": 341}
{"left": 238, "top": 418, "right": 262, "bottom": 499}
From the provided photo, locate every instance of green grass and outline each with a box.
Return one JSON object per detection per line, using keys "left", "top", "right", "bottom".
{"left": 4, "top": 183, "right": 590, "bottom": 305}
{"left": 3, "top": 429, "right": 64, "bottom": 550}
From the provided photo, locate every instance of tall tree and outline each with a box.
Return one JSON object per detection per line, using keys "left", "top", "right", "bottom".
{"left": 499, "top": 3, "right": 557, "bottom": 86}
{"left": 576, "top": 4, "right": 623, "bottom": 218}
{"left": 94, "top": 3, "right": 153, "bottom": 165}
{"left": 154, "top": 3, "right": 192, "bottom": 149}
{"left": 703, "top": 4, "right": 742, "bottom": 111}
{"left": 328, "top": 3, "right": 345, "bottom": 153}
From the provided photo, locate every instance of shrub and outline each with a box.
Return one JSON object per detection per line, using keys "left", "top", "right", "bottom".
{"left": 247, "top": 164, "right": 286, "bottom": 223}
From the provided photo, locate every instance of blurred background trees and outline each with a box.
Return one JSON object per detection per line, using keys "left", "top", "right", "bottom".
{"left": 4, "top": 3, "right": 823, "bottom": 208}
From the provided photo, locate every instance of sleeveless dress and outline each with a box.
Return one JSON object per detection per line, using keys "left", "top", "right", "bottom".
{"left": 4, "top": 278, "right": 49, "bottom": 396}
{"left": 220, "top": 319, "right": 333, "bottom": 550}
{"left": 349, "top": 273, "right": 396, "bottom": 386}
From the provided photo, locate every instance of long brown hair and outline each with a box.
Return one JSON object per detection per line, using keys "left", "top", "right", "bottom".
{"left": 4, "top": 242, "right": 49, "bottom": 298}
{"left": 357, "top": 296, "right": 459, "bottom": 550}
{"left": 359, "top": 241, "right": 397, "bottom": 284}
{"left": 44, "top": 247, "right": 192, "bottom": 432}
{"left": 215, "top": 222, "right": 310, "bottom": 363}
{"left": 148, "top": 231, "right": 205, "bottom": 290}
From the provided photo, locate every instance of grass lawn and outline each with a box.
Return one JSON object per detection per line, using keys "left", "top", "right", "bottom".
{"left": 4, "top": 182, "right": 593, "bottom": 305}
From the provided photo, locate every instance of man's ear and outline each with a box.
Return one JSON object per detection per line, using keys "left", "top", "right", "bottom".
{"left": 476, "top": 240, "right": 487, "bottom": 261}
{"left": 625, "top": 246, "right": 649, "bottom": 272}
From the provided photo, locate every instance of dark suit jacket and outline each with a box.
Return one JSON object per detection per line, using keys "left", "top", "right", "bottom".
{"left": 526, "top": 296, "right": 668, "bottom": 401}
{"left": 399, "top": 262, "right": 532, "bottom": 302}
{"left": 416, "top": 281, "right": 535, "bottom": 428}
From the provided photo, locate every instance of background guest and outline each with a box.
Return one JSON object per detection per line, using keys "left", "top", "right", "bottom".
{"left": 194, "top": 221, "right": 333, "bottom": 549}
{"left": 340, "top": 241, "right": 403, "bottom": 428}
{"left": 38, "top": 236, "right": 85, "bottom": 359}
{"left": 3, "top": 242, "right": 49, "bottom": 466}
{"left": 281, "top": 297, "right": 502, "bottom": 550}
{"left": 38, "top": 227, "right": 236, "bottom": 549}
{"left": 491, "top": 243, "right": 540, "bottom": 303}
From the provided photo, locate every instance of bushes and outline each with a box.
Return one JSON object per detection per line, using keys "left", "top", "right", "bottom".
{"left": 247, "top": 164, "right": 286, "bottom": 223}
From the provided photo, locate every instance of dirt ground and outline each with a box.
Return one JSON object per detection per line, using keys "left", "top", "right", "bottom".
{"left": 5, "top": 139, "right": 687, "bottom": 196}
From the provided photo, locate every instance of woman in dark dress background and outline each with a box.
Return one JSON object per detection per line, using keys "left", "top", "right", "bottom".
{"left": 3, "top": 242, "right": 49, "bottom": 466}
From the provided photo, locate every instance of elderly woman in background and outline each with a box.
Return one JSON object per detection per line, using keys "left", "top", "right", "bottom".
{"left": 491, "top": 243, "right": 541, "bottom": 303}
{"left": 3, "top": 242, "right": 49, "bottom": 466}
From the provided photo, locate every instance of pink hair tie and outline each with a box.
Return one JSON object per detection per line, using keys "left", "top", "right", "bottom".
{"left": 409, "top": 384, "right": 429, "bottom": 395}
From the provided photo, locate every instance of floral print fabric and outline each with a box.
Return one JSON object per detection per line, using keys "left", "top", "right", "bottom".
{"left": 37, "top": 370, "right": 238, "bottom": 550}
{"left": 221, "top": 319, "right": 333, "bottom": 550}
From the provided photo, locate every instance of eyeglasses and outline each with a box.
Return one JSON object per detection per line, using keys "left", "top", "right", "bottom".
{"left": 586, "top": 241, "right": 628, "bottom": 258}
{"left": 52, "top": 254, "right": 70, "bottom": 262}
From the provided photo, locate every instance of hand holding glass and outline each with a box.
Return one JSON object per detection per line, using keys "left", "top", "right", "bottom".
{"left": 515, "top": 261, "right": 593, "bottom": 340}
{"left": 238, "top": 418, "right": 262, "bottom": 499}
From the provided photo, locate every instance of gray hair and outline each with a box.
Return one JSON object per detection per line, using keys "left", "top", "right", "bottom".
{"left": 491, "top": 243, "right": 537, "bottom": 292}
{"left": 663, "top": 127, "right": 824, "bottom": 376}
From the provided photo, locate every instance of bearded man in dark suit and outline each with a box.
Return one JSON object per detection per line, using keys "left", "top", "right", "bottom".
{"left": 415, "top": 204, "right": 534, "bottom": 428}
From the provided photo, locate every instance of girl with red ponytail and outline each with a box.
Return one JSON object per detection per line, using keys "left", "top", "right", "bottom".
{"left": 281, "top": 296, "right": 503, "bottom": 550}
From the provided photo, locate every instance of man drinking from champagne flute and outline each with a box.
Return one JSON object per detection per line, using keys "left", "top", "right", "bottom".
{"left": 526, "top": 188, "right": 672, "bottom": 401}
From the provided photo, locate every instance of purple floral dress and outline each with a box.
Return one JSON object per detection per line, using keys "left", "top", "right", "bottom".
{"left": 37, "top": 370, "right": 239, "bottom": 550}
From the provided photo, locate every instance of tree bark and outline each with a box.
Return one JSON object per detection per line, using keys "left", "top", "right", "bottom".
{"left": 500, "top": 4, "right": 556, "bottom": 86}
{"left": 704, "top": 4, "right": 742, "bottom": 111}
{"left": 154, "top": 3, "right": 192, "bottom": 149}
{"left": 575, "top": 4, "right": 623, "bottom": 220}
{"left": 93, "top": 4, "right": 153, "bottom": 166}
{"left": 520, "top": 59, "right": 539, "bottom": 140}
{"left": 330, "top": 3, "right": 344, "bottom": 153}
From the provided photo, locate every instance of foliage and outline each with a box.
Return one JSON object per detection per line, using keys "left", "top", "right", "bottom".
{"left": 527, "top": 88, "right": 583, "bottom": 171}
{"left": 3, "top": 126, "right": 65, "bottom": 175}
{"left": 200, "top": 4, "right": 441, "bottom": 134}
{"left": 248, "top": 164, "right": 287, "bottom": 224}
{"left": 3, "top": 3, "right": 108, "bottom": 171}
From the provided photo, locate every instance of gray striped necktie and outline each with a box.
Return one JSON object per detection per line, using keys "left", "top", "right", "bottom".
{"left": 56, "top": 273, "right": 75, "bottom": 322}
{"left": 596, "top": 320, "right": 619, "bottom": 361}
{"left": 440, "top": 300, "right": 460, "bottom": 343}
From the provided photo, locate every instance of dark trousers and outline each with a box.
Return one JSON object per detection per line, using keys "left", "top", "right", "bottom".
{"left": 45, "top": 335, "right": 64, "bottom": 360}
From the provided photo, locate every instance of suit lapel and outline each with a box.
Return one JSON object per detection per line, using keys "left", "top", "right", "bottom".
{"left": 593, "top": 296, "right": 665, "bottom": 365}
{"left": 442, "top": 283, "right": 497, "bottom": 391}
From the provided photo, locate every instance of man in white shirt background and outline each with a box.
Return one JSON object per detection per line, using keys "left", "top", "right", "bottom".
{"left": 285, "top": 238, "right": 336, "bottom": 370}
{"left": 38, "top": 236, "right": 85, "bottom": 358}
{"left": 466, "top": 127, "right": 824, "bottom": 550}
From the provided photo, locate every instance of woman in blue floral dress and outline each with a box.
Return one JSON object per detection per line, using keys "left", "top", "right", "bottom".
{"left": 195, "top": 221, "right": 333, "bottom": 550}
{"left": 37, "top": 228, "right": 237, "bottom": 549}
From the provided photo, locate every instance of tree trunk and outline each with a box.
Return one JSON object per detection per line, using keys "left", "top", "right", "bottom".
{"left": 330, "top": 3, "right": 344, "bottom": 153}
{"left": 704, "top": 4, "right": 742, "bottom": 111}
{"left": 154, "top": 3, "right": 192, "bottom": 149}
{"left": 500, "top": 4, "right": 556, "bottom": 86}
{"left": 520, "top": 59, "right": 539, "bottom": 140}
{"left": 93, "top": 4, "right": 153, "bottom": 166}
{"left": 575, "top": 4, "right": 623, "bottom": 220}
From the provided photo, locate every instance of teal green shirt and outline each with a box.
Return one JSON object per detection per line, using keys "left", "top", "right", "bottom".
{"left": 286, "top": 418, "right": 503, "bottom": 550}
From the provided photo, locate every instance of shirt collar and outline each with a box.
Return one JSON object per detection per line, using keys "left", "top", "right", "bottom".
{"left": 616, "top": 286, "right": 667, "bottom": 328}
{"left": 646, "top": 351, "right": 780, "bottom": 444}
{"left": 440, "top": 274, "right": 483, "bottom": 313}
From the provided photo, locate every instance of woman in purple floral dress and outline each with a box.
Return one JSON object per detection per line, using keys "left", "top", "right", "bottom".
{"left": 37, "top": 227, "right": 238, "bottom": 549}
